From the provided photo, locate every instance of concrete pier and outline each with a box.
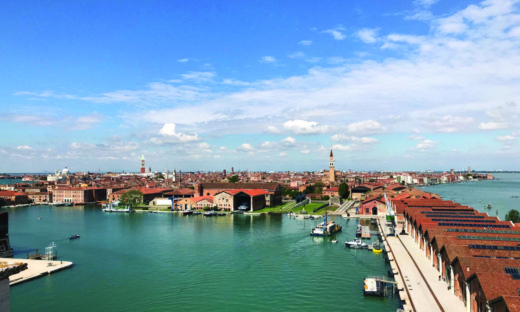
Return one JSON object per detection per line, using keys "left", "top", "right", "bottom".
{"left": 377, "top": 217, "right": 466, "bottom": 312}
{"left": 0, "top": 258, "right": 73, "bottom": 286}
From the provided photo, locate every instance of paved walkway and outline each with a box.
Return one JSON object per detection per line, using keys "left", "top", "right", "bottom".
{"left": 380, "top": 218, "right": 466, "bottom": 312}
{"left": 398, "top": 235, "right": 466, "bottom": 312}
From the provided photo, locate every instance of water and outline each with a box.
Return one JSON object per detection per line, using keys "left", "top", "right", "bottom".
{"left": 8, "top": 207, "right": 399, "bottom": 312}
{"left": 420, "top": 173, "right": 520, "bottom": 221}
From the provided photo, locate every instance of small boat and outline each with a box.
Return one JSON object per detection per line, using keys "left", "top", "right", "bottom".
{"left": 37, "top": 217, "right": 42, "bottom": 220}
{"left": 232, "top": 210, "right": 244, "bottom": 214}
{"left": 332, "top": 239, "right": 338, "bottom": 243}
{"left": 355, "top": 224, "right": 362, "bottom": 237}
{"left": 192, "top": 211, "right": 202, "bottom": 215}
{"left": 372, "top": 241, "right": 383, "bottom": 253}
{"left": 217, "top": 212, "right": 226, "bottom": 216}
{"left": 69, "top": 234, "right": 80, "bottom": 240}
{"left": 203, "top": 210, "right": 217, "bottom": 217}
{"left": 310, "top": 214, "right": 342, "bottom": 237}
{"left": 345, "top": 238, "right": 368, "bottom": 248}
{"left": 487, "top": 204, "right": 492, "bottom": 209}
{"left": 182, "top": 210, "right": 193, "bottom": 216}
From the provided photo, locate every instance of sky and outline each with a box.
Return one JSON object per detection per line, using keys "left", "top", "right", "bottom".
{"left": 1, "top": 0, "right": 520, "bottom": 173}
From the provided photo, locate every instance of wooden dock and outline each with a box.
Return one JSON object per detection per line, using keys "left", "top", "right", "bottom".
{"left": 361, "top": 226, "right": 371, "bottom": 239}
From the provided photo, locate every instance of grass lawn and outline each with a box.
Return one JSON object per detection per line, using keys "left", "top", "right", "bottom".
{"left": 251, "top": 202, "right": 296, "bottom": 213}
{"left": 289, "top": 203, "right": 338, "bottom": 214}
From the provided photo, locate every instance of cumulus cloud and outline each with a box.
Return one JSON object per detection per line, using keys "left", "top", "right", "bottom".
{"left": 416, "top": 139, "right": 437, "bottom": 150}
{"left": 154, "top": 123, "right": 200, "bottom": 143}
{"left": 283, "top": 120, "right": 329, "bottom": 135}
{"left": 357, "top": 28, "right": 379, "bottom": 43}
{"left": 265, "top": 126, "right": 281, "bottom": 134}
{"left": 17, "top": 145, "right": 32, "bottom": 150}
{"left": 332, "top": 144, "right": 354, "bottom": 151}
{"left": 236, "top": 143, "right": 254, "bottom": 152}
{"left": 323, "top": 27, "right": 346, "bottom": 40}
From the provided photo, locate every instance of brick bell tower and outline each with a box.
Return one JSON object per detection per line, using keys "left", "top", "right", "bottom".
{"left": 140, "top": 155, "right": 145, "bottom": 174}
{"left": 329, "top": 148, "right": 336, "bottom": 183}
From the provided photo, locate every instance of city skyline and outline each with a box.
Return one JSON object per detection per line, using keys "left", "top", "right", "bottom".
{"left": 1, "top": 0, "right": 520, "bottom": 172}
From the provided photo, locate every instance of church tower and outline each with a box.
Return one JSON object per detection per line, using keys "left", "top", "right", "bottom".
{"left": 140, "top": 155, "right": 145, "bottom": 174}
{"left": 329, "top": 148, "right": 336, "bottom": 183}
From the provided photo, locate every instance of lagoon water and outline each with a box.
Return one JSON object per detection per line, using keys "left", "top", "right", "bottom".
{"left": 420, "top": 173, "right": 520, "bottom": 220}
{"left": 8, "top": 206, "right": 399, "bottom": 312}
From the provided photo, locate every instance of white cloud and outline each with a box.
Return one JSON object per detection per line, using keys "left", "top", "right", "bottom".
{"left": 332, "top": 144, "right": 354, "bottom": 151}
{"left": 496, "top": 135, "right": 516, "bottom": 141}
{"left": 177, "top": 58, "right": 189, "bottom": 63}
{"left": 330, "top": 135, "right": 378, "bottom": 144}
{"left": 181, "top": 71, "right": 215, "bottom": 82}
{"left": 265, "top": 126, "right": 281, "bottom": 134}
{"left": 283, "top": 120, "right": 328, "bottom": 135}
{"left": 70, "top": 112, "right": 104, "bottom": 130}
{"left": 425, "top": 115, "right": 475, "bottom": 133}
{"left": 289, "top": 51, "right": 305, "bottom": 59}
{"left": 479, "top": 121, "right": 508, "bottom": 130}
{"left": 346, "top": 120, "right": 386, "bottom": 135}
{"left": 357, "top": 28, "right": 379, "bottom": 43}
{"left": 222, "top": 79, "right": 251, "bottom": 86}
{"left": 416, "top": 139, "right": 437, "bottom": 150}
{"left": 17, "top": 145, "right": 32, "bottom": 150}
{"left": 414, "top": 0, "right": 439, "bottom": 8}
{"left": 323, "top": 27, "right": 346, "bottom": 40}
{"left": 301, "top": 149, "right": 310, "bottom": 154}
{"left": 279, "top": 152, "right": 287, "bottom": 157}
{"left": 282, "top": 136, "right": 296, "bottom": 144}
{"left": 236, "top": 143, "right": 254, "bottom": 152}
{"left": 298, "top": 40, "right": 312, "bottom": 46}
{"left": 0, "top": 114, "right": 56, "bottom": 127}
{"left": 155, "top": 123, "right": 200, "bottom": 143}
{"left": 260, "top": 56, "right": 277, "bottom": 63}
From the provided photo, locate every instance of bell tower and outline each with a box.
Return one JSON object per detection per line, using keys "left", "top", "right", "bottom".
{"left": 329, "top": 148, "right": 336, "bottom": 183}
{"left": 140, "top": 155, "right": 145, "bottom": 174}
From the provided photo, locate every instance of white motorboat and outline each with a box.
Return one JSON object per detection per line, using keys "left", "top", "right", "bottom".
{"left": 345, "top": 238, "right": 368, "bottom": 249}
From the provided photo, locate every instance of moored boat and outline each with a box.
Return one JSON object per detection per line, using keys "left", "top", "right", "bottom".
{"left": 182, "top": 210, "right": 193, "bottom": 216}
{"left": 355, "top": 224, "right": 362, "bottom": 237}
{"left": 69, "top": 234, "right": 80, "bottom": 240}
{"left": 345, "top": 238, "right": 368, "bottom": 248}
{"left": 372, "top": 241, "right": 383, "bottom": 253}
{"left": 203, "top": 210, "right": 217, "bottom": 217}
{"left": 310, "top": 215, "right": 342, "bottom": 237}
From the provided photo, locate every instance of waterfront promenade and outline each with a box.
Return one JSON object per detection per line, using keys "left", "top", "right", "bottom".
{"left": 380, "top": 219, "right": 466, "bottom": 312}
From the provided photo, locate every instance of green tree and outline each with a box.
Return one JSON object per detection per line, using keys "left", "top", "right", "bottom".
{"left": 314, "top": 181, "right": 325, "bottom": 194}
{"left": 289, "top": 190, "right": 300, "bottom": 198}
{"left": 505, "top": 209, "right": 520, "bottom": 223}
{"left": 155, "top": 174, "right": 164, "bottom": 180}
{"left": 119, "top": 190, "right": 144, "bottom": 208}
{"left": 228, "top": 175, "right": 240, "bottom": 183}
{"left": 303, "top": 184, "right": 315, "bottom": 194}
{"left": 338, "top": 182, "right": 350, "bottom": 199}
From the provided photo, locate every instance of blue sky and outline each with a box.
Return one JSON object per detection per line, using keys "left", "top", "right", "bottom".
{"left": 1, "top": 0, "right": 519, "bottom": 172}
